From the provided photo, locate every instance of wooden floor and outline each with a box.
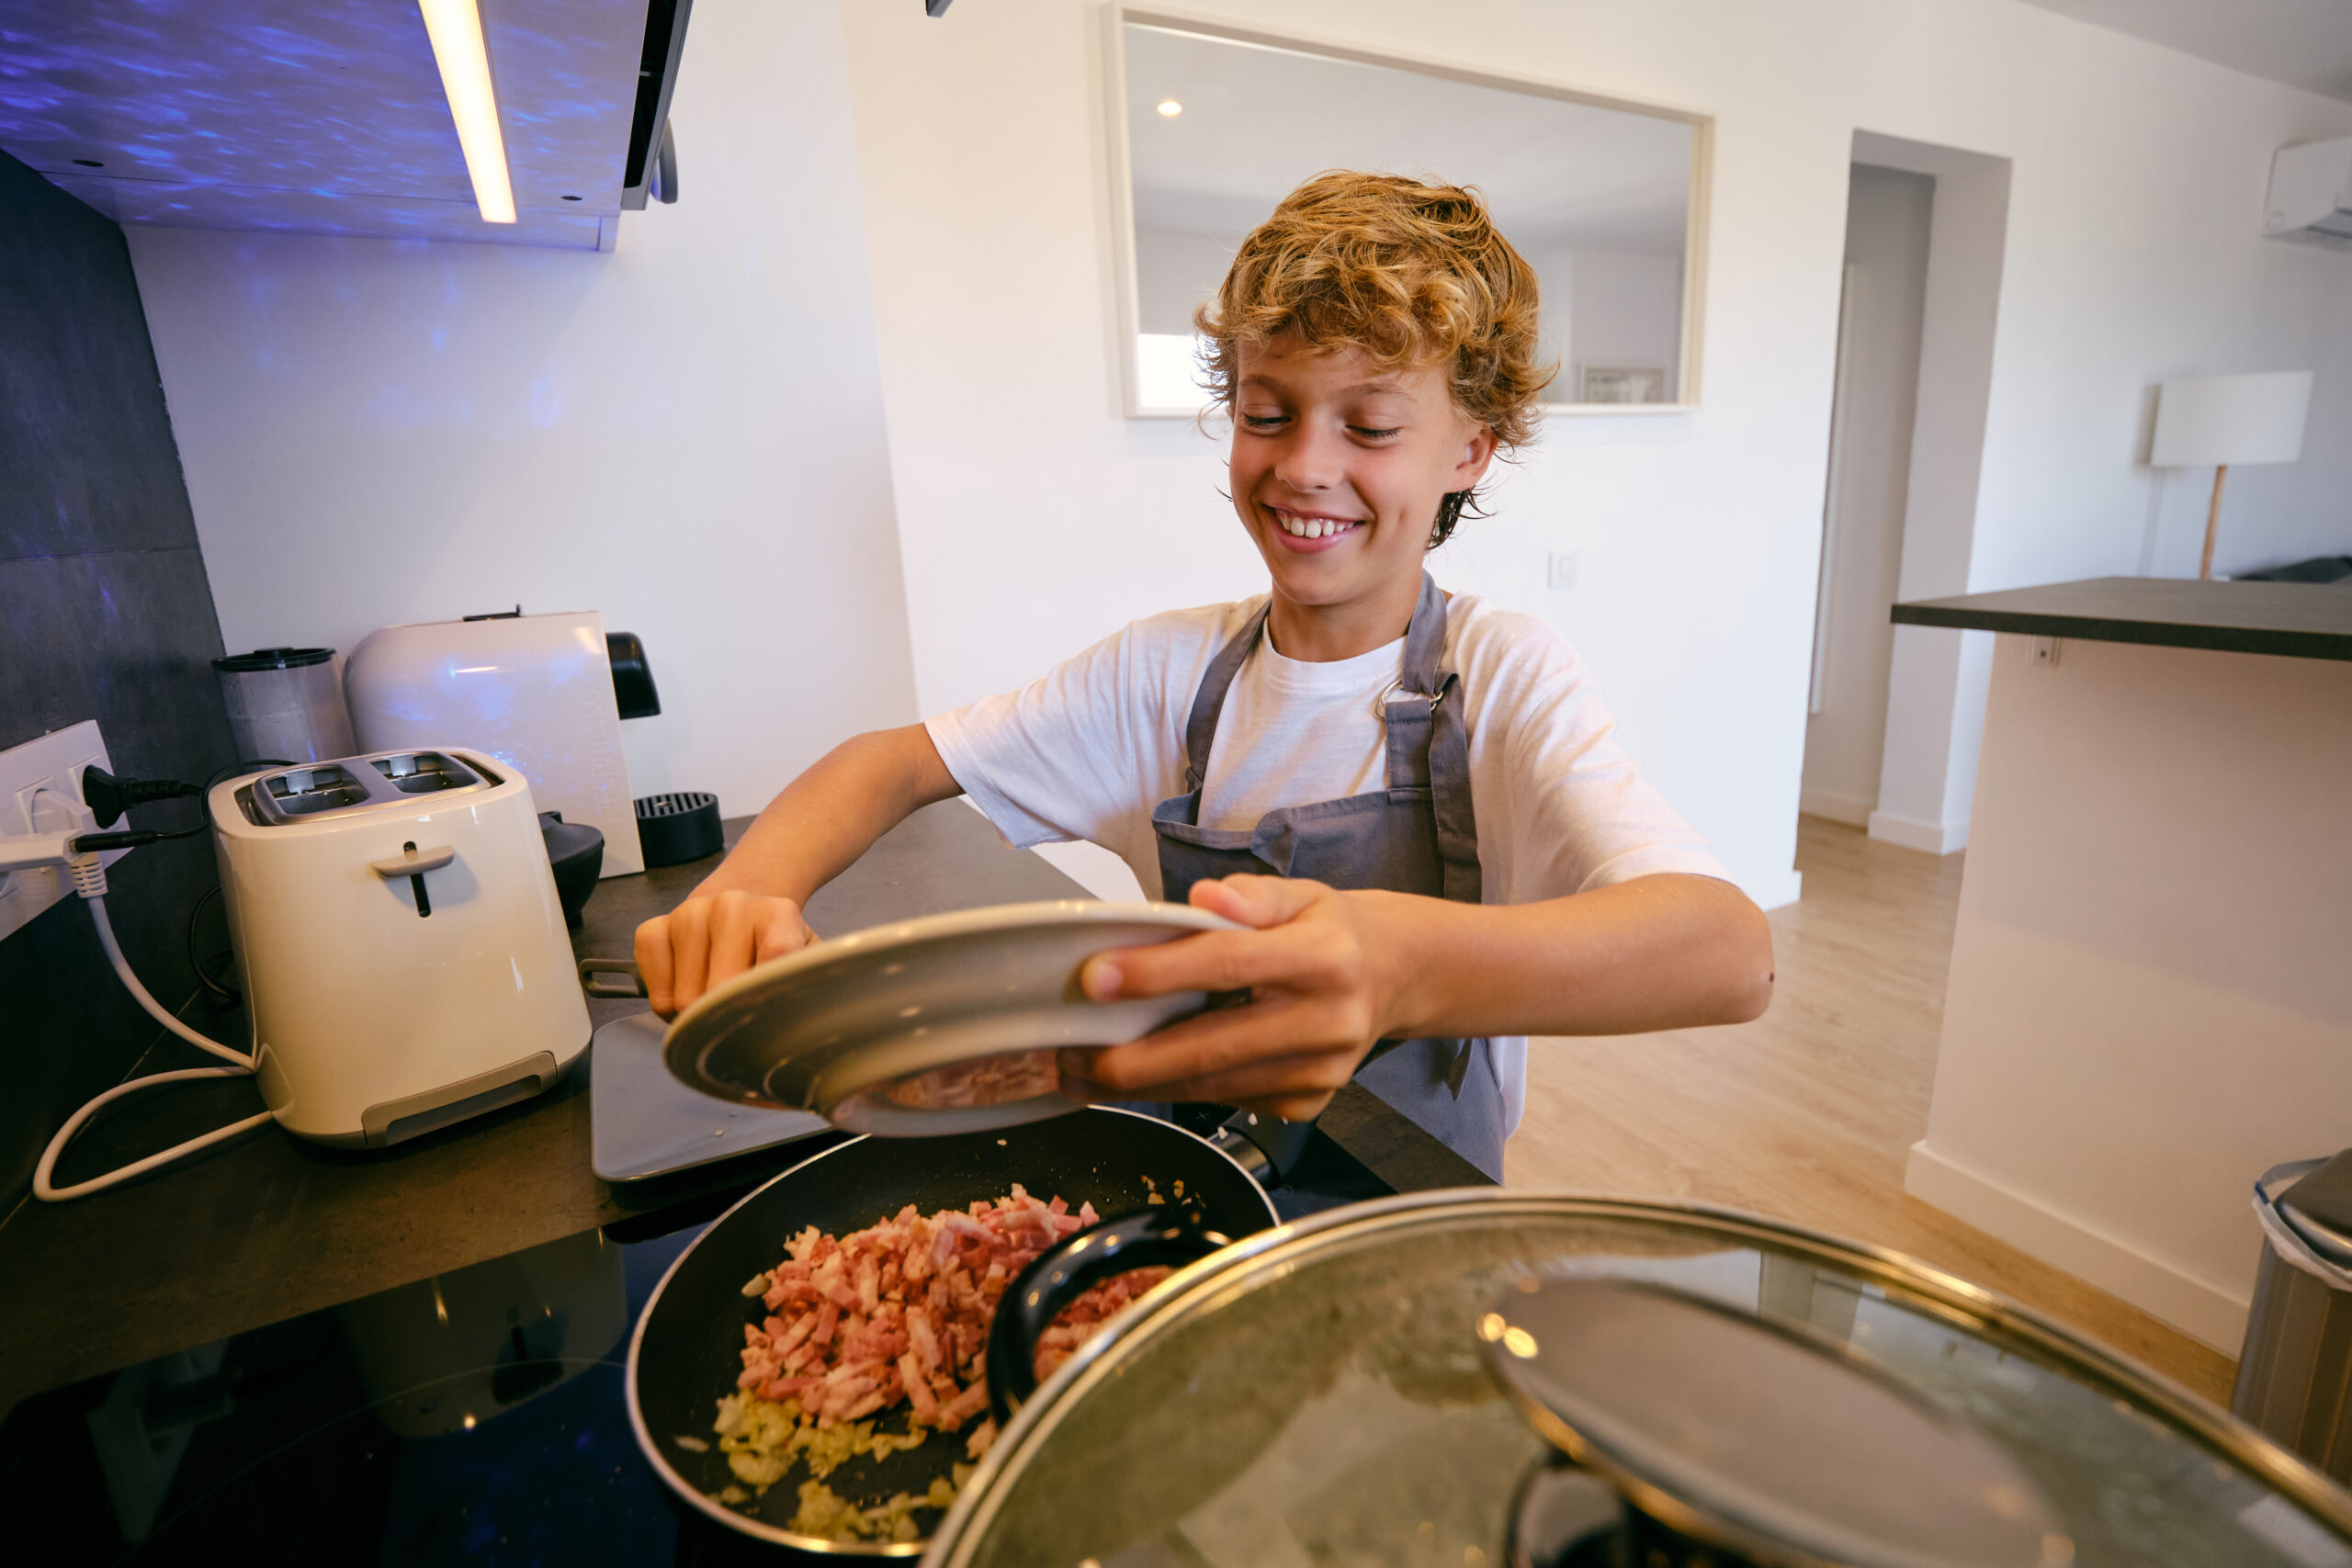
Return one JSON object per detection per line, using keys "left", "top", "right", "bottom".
{"left": 1506, "top": 816, "right": 2238, "bottom": 1406}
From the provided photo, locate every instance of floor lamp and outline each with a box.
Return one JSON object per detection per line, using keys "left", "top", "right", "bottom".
{"left": 2151, "top": 371, "right": 2313, "bottom": 580}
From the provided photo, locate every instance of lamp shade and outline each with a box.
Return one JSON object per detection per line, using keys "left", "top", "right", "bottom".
{"left": 2151, "top": 371, "right": 2312, "bottom": 467}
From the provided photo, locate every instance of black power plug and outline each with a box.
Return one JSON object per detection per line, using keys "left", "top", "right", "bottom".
{"left": 80, "top": 765, "right": 202, "bottom": 829}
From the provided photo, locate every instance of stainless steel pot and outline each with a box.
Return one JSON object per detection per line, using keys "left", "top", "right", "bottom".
{"left": 928, "top": 1192, "right": 2352, "bottom": 1567}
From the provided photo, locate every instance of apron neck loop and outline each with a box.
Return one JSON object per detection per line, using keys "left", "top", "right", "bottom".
{"left": 1398, "top": 570, "right": 1447, "bottom": 699}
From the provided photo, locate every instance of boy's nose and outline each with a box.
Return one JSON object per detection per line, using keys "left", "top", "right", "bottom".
{"left": 1273, "top": 423, "right": 1347, "bottom": 491}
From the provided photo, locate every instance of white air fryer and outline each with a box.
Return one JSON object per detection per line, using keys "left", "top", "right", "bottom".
{"left": 208, "top": 749, "right": 592, "bottom": 1148}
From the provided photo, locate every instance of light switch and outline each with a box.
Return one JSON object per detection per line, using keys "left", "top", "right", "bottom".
{"left": 1547, "top": 552, "right": 1580, "bottom": 592}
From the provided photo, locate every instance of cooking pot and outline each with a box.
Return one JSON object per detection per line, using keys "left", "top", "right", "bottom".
{"left": 934, "top": 1191, "right": 2352, "bottom": 1567}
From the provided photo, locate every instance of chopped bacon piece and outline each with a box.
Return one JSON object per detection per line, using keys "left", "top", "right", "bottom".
{"left": 773, "top": 1311, "right": 819, "bottom": 1357}
{"left": 729, "top": 1188, "right": 1178, "bottom": 1460}
{"left": 898, "top": 1351, "right": 941, "bottom": 1423}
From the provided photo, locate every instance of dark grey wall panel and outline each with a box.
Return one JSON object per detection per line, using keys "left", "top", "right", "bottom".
{"left": 0, "top": 149, "right": 241, "bottom": 1211}
{"left": 0, "top": 161, "right": 202, "bottom": 561}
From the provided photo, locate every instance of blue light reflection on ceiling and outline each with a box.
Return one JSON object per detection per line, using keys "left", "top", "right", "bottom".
{"left": 0, "top": 0, "right": 645, "bottom": 251}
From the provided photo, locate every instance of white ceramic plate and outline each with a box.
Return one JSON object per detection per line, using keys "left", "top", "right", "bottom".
{"left": 662, "top": 900, "right": 1239, "bottom": 1135}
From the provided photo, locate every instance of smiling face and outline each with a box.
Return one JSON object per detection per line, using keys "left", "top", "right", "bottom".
{"left": 1229, "top": 333, "right": 1497, "bottom": 660}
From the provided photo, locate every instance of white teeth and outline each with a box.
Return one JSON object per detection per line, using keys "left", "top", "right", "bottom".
{"left": 1276, "top": 512, "right": 1357, "bottom": 539}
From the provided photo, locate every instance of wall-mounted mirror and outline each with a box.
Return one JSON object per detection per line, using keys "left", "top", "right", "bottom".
{"left": 1109, "top": 10, "right": 1711, "bottom": 416}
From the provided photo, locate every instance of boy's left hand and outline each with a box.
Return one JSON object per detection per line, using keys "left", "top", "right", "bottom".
{"left": 1058, "top": 874, "right": 1414, "bottom": 1122}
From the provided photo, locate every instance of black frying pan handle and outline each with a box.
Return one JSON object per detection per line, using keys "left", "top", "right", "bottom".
{"left": 578, "top": 956, "right": 648, "bottom": 999}
{"left": 986, "top": 1205, "right": 1229, "bottom": 1429}
{"left": 1210, "top": 1107, "right": 1317, "bottom": 1185}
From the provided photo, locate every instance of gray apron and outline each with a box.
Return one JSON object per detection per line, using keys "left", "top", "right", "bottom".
{"left": 1150, "top": 571, "right": 1507, "bottom": 1179}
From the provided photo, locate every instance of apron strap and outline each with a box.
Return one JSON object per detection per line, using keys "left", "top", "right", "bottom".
{"left": 1430, "top": 682, "right": 1481, "bottom": 905}
{"left": 1385, "top": 572, "right": 1482, "bottom": 906}
{"left": 1399, "top": 570, "right": 1447, "bottom": 695}
{"left": 1181, "top": 602, "right": 1272, "bottom": 794}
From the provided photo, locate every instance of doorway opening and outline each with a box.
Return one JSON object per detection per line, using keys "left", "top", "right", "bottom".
{"left": 1803, "top": 164, "right": 1933, "bottom": 829}
{"left": 1802, "top": 132, "right": 2011, "bottom": 855}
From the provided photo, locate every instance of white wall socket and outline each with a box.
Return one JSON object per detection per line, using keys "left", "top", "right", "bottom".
{"left": 0, "top": 719, "right": 129, "bottom": 946}
{"left": 1547, "top": 551, "right": 1581, "bottom": 592}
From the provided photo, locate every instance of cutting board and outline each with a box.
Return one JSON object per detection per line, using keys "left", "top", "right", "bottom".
{"left": 588, "top": 1010, "right": 831, "bottom": 1182}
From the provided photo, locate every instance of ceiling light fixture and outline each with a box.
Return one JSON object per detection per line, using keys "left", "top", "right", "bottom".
{"left": 1157, "top": 98, "right": 1182, "bottom": 117}
{"left": 418, "top": 0, "right": 516, "bottom": 223}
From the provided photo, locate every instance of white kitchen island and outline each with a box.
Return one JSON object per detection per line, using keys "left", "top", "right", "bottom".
{"left": 1892, "top": 578, "right": 2352, "bottom": 1353}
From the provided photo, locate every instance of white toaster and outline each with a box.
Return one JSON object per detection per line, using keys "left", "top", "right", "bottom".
{"left": 208, "top": 748, "right": 592, "bottom": 1148}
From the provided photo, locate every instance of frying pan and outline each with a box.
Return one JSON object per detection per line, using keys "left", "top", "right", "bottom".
{"left": 627, "top": 1107, "right": 1280, "bottom": 1558}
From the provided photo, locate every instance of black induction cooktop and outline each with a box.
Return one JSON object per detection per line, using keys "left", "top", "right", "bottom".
{"left": 0, "top": 1116, "right": 1396, "bottom": 1565}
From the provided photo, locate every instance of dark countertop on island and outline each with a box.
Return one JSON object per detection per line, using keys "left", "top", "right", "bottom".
{"left": 0, "top": 800, "right": 1485, "bottom": 1416}
{"left": 1890, "top": 575, "right": 2352, "bottom": 661}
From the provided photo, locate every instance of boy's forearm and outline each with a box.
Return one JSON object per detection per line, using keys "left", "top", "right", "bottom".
{"left": 690, "top": 724, "right": 961, "bottom": 908}
{"left": 1374, "top": 874, "right": 1773, "bottom": 1040}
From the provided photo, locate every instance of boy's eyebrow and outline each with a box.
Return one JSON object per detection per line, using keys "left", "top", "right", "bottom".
{"left": 1238, "top": 372, "right": 1411, "bottom": 398}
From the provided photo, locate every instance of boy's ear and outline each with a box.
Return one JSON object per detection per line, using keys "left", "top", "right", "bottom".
{"left": 1454, "top": 423, "right": 1499, "bottom": 485}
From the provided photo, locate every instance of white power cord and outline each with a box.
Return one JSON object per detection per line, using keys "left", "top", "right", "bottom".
{"left": 31, "top": 854, "right": 275, "bottom": 1202}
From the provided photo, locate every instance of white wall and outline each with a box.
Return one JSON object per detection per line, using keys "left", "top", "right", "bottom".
{"left": 1526, "top": 244, "right": 1576, "bottom": 386}
{"left": 1133, "top": 224, "right": 1235, "bottom": 337}
{"left": 126, "top": 0, "right": 917, "bottom": 820}
{"left": 841, "top": 0, "right": 2352, "bottom": 909}
{"left": 1527, "top": 246, "right": 1688, "bottom": 403}
{"left": 2204, "top": 263, "right": 2352, "bottom": 574}
{"left": 1564, "top": 249, "right": 1684, "bottom": 400}
{"left": 1803, "top": 165, "right": 1934, "bottom": 828}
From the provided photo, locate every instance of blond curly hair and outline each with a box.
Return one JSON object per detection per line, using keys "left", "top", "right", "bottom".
{"left": 1193, "top": 170, "right": 1555, "bottom": 545}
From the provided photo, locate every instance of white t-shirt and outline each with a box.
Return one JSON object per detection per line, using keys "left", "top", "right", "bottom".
{"left": 924, "top": 592, "right": 1732, "bottom": 1137}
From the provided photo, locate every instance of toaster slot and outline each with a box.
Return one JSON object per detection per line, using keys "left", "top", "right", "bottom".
{"left": 371, "top": 751, "right": 482, "bottom": 795}
{"left": 263, "top": 764, "right": 370, "bottom": 816}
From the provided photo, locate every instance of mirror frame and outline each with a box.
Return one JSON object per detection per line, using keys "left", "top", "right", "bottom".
{"left": 1103, "top": 3, "right": 1714, "bottom": 420}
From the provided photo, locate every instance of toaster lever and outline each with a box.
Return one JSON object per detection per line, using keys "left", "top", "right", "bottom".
{"left": 370, "top": 843, "right": 456, "bottom": 918}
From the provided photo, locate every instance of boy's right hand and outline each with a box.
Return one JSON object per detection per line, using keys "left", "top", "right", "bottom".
{"left": 633, "top": 891, "right": 819, "bottom": 1019}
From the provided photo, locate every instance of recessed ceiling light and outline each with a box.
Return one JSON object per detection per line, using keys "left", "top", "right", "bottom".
{"left": 418, "top": 0, "right": 516, "bottom": 224}
{"left": 1157, "top": 99, "right": 1182, "bottom": 118}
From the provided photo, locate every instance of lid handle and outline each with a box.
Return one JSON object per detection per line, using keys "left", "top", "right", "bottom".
{"left": 578, "top": 957, "right": 648, "bottom": 999}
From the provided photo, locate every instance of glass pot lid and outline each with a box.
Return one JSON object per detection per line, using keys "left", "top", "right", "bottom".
{"left": 927, "top": 1194, "right": 2352, "bottom": 1568}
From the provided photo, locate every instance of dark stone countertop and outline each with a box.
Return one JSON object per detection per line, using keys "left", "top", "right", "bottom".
{"left": 1890, "top": 575, "right": 2352, "bottom": 661}
{"left": 0, "top": 799, "right": 1483, "bottom": 1415}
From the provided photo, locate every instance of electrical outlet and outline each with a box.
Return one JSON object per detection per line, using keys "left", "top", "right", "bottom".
{"left": 0, "top": 720, "right": 125, "bottom": 945}
{"left": 1547, "top": 551, "right": 1581, "bottom": 592}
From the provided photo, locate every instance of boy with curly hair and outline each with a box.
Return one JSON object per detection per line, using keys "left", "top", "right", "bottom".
{"left": 638, "top": 172, "right": 1771, "bottom": 1179}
